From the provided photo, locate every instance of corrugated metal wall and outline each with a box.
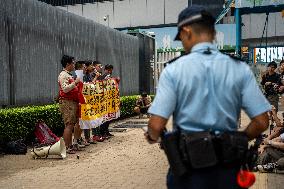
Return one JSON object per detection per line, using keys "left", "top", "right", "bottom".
{"left": 53, "top": 0, "right": 189, "bottom": 28}
{"left": 241, "top": 12, "right": 284, "bottom": 47}
{"left": 242, "top": 12, "right": 284, "bottom": 39}
{"left": 0, "top": 0, "right": 141, "bottom": 107}
{"left": 52, "top": 0, "right": 222, "bottom": 29}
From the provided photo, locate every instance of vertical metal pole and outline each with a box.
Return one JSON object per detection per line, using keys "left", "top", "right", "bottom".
{"left": 163, "top": 0, "right": 165, "bottom": 24}
{"left": 112, "top": 0, "right": 115, "bottom": 25}
{"left": 235, "top": 8, "right": 242, "bottom": 57}
{"left": 154, "top": 42, "right": 158, "bottom": 94}
{"left": 266, "top": 12, "right": 269, "bottom": 63}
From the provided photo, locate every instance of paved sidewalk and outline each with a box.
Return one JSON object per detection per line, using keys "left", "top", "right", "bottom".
{"left": 0, "top": 114, "right": 283, "bottom": 189}
{"left": 0, "top": 117, "right": 168, "bottom": 189}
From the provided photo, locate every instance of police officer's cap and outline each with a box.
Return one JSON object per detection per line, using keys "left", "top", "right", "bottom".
{"left": 174, "top": 5, "right": 215, "bottom": 41}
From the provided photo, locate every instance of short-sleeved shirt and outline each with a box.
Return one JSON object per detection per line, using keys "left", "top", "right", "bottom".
{"left": 136, "top": 96, "right": 152, "bottom": 107}
{"left": 260, "top": 72, "right": 280, "bottom": 96}
{"left": 148, "top": 42, "right": 271, "bottom": 132}
{"left": 83, "top": 73, "right": 93, "bottom": 83}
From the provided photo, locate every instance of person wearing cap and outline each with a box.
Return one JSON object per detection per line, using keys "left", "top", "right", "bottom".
{"left": 145, "top": 5, "right": 270, "bottom": 188}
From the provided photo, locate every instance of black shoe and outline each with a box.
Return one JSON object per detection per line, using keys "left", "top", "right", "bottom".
{"left": 78, "top": 138, "right": 90, "bottom": 146}
{"left": 106, "top": 132, "right": 114, "bottom": 137}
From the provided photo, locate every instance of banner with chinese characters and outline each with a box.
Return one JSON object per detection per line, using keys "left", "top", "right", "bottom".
{"left": 79, "top": 78, "right": 120, "bottom": 129}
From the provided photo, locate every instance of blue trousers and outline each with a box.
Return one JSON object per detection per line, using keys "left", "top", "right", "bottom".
{"left": 166, "top": 165, "right": 245, "bottom": 189}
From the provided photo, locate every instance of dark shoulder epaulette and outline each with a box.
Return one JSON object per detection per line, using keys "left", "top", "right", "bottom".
{"left": 167, "top": 53, "right": 188, "bottom": 64}
{"left": 222, "top": 53, "right": 244, "bottom": 63}
{"left": 167, "top": 56, "right": 181, "bottom": 64}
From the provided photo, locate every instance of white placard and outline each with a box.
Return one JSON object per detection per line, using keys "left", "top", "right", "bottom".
{"left": 75, "top": 70, "right": 84, "bottom": 82}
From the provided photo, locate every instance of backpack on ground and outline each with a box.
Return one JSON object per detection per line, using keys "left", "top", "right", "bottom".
{"left": 4, "top": 139, "right": 27, "bottom": 155}
{"left": 34, "top": 120, "right": 59, "bottom": 145}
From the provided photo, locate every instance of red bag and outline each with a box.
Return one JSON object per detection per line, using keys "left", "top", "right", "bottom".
{"left": 34, "top": 120, "right": 59, "bottom": 145}
{"left": 78, "top": 81, "right": 86, "bottom": 104}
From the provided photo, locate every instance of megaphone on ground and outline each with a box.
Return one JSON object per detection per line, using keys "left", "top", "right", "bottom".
{"left": 31, "top": 137, "right": 66, "bottom": 159}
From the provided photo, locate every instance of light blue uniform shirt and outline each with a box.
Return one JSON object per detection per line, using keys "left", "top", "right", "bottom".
{"left": 149, "top": 42, "right": 271, "bottom": 132}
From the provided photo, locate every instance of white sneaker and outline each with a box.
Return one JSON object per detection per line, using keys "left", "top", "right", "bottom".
{"left": 257, "top": 163, "right": 278, "bottom": 173}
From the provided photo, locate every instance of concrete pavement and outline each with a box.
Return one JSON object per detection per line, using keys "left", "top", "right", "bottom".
{"left": 0, "top": 114, "right": 283, "bottom": 188}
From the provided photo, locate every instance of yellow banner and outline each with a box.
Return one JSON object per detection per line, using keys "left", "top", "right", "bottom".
{"left": 79, "top": 79, "right": 120, "bottom": 129}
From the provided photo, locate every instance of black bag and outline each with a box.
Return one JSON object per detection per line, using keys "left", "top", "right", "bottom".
{"left": 4, "top": 139, "right": 27, "bottom": 155}
{"left": 181, "top": 131, "right": 218, "bottom": 169}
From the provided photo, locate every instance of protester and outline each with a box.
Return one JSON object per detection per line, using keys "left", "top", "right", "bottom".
{"left": 58, "top": 55, "right": 81, "bottom": 154}
{"left": 92, "top": 60, "right": 103, "bottom": 80}
{"left": 74, "top": 61, "right": 90, "bottom": 147}
{"left": 256, "top": 105, "right": 284, "bottom": 172}
{"left": 256, "top": 133, "right": 284, "bottom": 172}
{"left": 134, "top": 92, "right": 152, "bottom": 118}
{"left": 261, "top": 61, "right": 281, "bottom": 112}
{"left": 90, "top": 60, "right": 105, "bottom": 142}
{"left": 145, "top": 5, "right": 270, "bottom": 188}
{"left": 83, "top": 60, "right": 95, "bottom": 83}
{"left": 96, "top": 64, "right": 118, "bottom": 138}
{"left": 82, "top": 60, "right": 103, "bottom": 143}
{"left": 277, "top": 60, "right": 284, "bottom": 108}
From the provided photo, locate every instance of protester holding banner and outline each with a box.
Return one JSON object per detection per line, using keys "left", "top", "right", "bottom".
{"left": 90, "top": 61, "right": 105, "bottom": 142}
{"left": 98, "top": 64, "right": 116, "bottom": 138}
{"left": 58, "top": 55, "right": 81, "bottom": 154}
{"left": 80, "top": 64, "right": 120, "bottom": 141}
{"left": 83, "top": 60, "right": 95, "bottom": 83}
{"left": 82, "top": 60, "right": 103, "bottom": 143}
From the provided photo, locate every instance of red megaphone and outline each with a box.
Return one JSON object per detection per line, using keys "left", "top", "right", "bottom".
{"left": 237, "top": 170, "right": 256, "bottom": 188}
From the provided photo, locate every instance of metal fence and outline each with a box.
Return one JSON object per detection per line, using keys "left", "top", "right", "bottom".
{"left": 0, "top": 0, "right": 145, "bottom": 107}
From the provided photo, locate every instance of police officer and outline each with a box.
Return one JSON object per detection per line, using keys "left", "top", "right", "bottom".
{"left": 145, "top": 5, "right": 271, "bottom": 189}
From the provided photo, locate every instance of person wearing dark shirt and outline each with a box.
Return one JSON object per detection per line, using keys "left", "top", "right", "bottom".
{"left": 97, "top": 64, "right": 117, "bottom": 138}
{"left": 261, "top": 61, "right": 281, "bottom": 111}
{"left": 82, "top": 60, "right": 105, "bottom": 142}
{"left": 83, "top": 60, "right": 94, "bottom": 83}
{"left": 134, "top": 92, "right": 152, "bottom": 118}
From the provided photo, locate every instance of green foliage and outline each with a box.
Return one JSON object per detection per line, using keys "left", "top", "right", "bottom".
{"left": 0, "top": 104, "right": 64, "bottom": 142}
{"left": 0, "top": 95, "right": 154, "bottom": 142}
{"left": 120, "top": 95, "right": 138, "bottom": 118}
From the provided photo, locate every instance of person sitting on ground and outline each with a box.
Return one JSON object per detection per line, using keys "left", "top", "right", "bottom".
{"left": 258, "top": 105, "right": 284, "bottom": 154}
{"left": 134, "top": 92, "right": 152, "bottom": 118}
{"left": 256, "top": 133, "right": 284, "bottom": 172}
{"left": 256, "top": 105, "right": 284, "bottom": 172}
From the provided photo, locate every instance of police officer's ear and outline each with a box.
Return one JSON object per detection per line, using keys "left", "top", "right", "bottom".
{"left": 182, "top": 26, "right": 192, "bottom": 40}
